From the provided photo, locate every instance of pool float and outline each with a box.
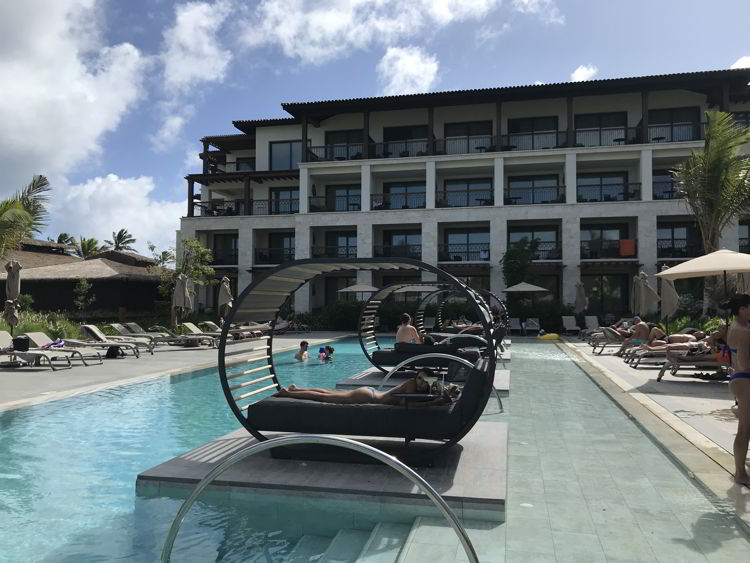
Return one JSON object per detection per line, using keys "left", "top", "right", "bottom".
{"left": 538, "top": 333, "right": 560, "bottom": 340}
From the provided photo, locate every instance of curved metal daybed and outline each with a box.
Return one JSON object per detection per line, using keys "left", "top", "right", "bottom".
{"left": 218, "top": 258, "right": 496, "bottom": 463}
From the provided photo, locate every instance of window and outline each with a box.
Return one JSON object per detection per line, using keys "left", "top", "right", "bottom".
{"left": 740, "top": 221, "right": 749, "bottom": 253}
{"left": 648, "top": 107, "right": 701, "bottom": 142}
{"left": 383, "top": 125, "right": 429, "bottom": 142}
{"left": 528, "top": 274, "right": 559, "bottom": 303}
{"left": 733, "top": 112, "right": 750, "bottom": 128}
{"left": 382, "top": 231, "right": 421, "bottom": 258}
{"left": 263, "top": 233, "right": 295, "bottom": 263}
{"left": 574, "top": 112, "right": 627, "bottom": 146}
{"left": 441, "top": 229, "right": 490, "bottom": 261}
{"left": 657, "top": 223, "right": 701, "bottom": 258}
{"left": 325, "top": 185, "right": 361, "bottom": 211}
{"left": 652, "top": 170, "right": 678, "bottom": 200}
{"left": 325, "top": 130, "right": 364, "bottom": 160}
{"left": 582, "top": 274, "right": 630, "bottom": 316}
{"left": 269, "top": 140, "right": 301, "bottom": 170}
{"left": 507, "top": 175, "right": 561, "bottom": 205}
{"left": 580, "top": 224, "right": 633, "bottom": 258}
{"left": 212, "top": 234, "right": 238, "bottom": 264}
{"left": 443, "top": 121, "right": 493, "bottom": 154}
{"left": 325, "top": 276, "right": 357, "bottom": 303}
{"left": 235, "top": 157, "right": 255, "bottom": 171}
{"left": 454, "top": 275, "right": 490, "bottom": 292}
{"left": 323, "top": 231, "right": 357, "bottom": 258}
{"left": 269, "top": 187, "right": 299, "bottom": 215}
{"left": 576, "top": 172, "right": 633, "bottom": 202}
{"left": 441, "top": 178, "right": 492, "bottom": 207}
{"left": 507, "top": 116, "right": 559, "bottom": 150}
{"left": 508, "top": 227, "right": 560, "bottom": 259}
{"left": 382, "top": 274, "right": 422, "bottom": 302}
{"left": 381, "top": 181, "right": 426, "bottom": 209}
{"left": 383, "top": 125, "right": 429, "bottom": 157}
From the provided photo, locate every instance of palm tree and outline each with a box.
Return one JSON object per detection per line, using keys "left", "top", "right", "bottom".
{"left": 13, "top": 175, "right": 51, "bottom": 236}
{"left": 56, "top": 233, "right": 75, "bottom": 246}
{"left": 75, "top": 237, "right": 107, "bottom": 259}
{"left": 674, "top": 111, "right": 750, "bottom": 309}
{"left": 104, "top": 228, "right": 136, "bottom": 251}
{"left": 0, "top": 201, "right": 33, "bottom": 259}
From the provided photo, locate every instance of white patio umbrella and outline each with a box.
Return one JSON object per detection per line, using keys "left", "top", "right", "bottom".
{"left": 574, "top": 281, "right": 588, "bottom": 314}
{"left": 503, "top": 282, "right": 549, "bottom": 293}
{"left": 337, "top": 284, "right": 379, "bottom": 293}
{"left": 217, "top": 276, "right": 233, "bottom": 324}
{"left": 659, "top": 265, "right": 680, "bottom": 334}
{"left": 4, "top": 260, "right": 22, "bottom": 335}
{"left": 172, "top": 273, "right": 192, "bottom": 326}
{"left": 393, "top": 285, "right": 442, "bottom": 294}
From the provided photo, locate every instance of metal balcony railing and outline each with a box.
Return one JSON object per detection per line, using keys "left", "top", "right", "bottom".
{"left": 254, "top": 248, "right": 295, "bottom": 264}
{"left": 574, "top": 126, "right": 637, "bottom": 147}
{"left": 580, "top": 239, "right": 638, "bottom": 259}
{"left": 652, "top": 180, "right": 682, "bottom": 200}
{"left": 210, "top": 249, "right": 238, "bottom": 265}
{"left": 505, "top": 186, "right": 565, "bottom": 205}
{"left": 534, "top": 241, "right": 562, "bottom": 260}
{"left": 740, "top": 238, "right": 749, "bottom": 254}
{"left": 438, "top": 243, "right": 490, "bottom": 262}
{"left": 435, "top": 135, "right": 495, "bottom": 155}
{"left": 308, "top": 195, "right": 361, "bottom": 212}
{"left": 371, "top": 192, "right": 426, "bottom": 210}
{"left": 648, "top": 122, "right": 704, "bottom": 143}
{"left": 373, "top": 244, "right": 422, "bottom": 259}
{"left": 371, "top": 139, "right": 430, "bottom": 158}
{"left": 577, "top": 182, "right": 641, "bottom": 202}
{"left": 194, "top": 199, "right": 245, "bottom": 216}
{"left": 436, "top": 189, "right": 493, "bottom": 208}
{"left": 311, "top": 245, "right": 357, "bottom": 258}
{"left": 657, "top": 238, "right": 702, "bottom": 258}
{"left": 252, "top": 198, "right": 299, "bottom": 215}
{"left": 308, "top": 143, "right": 365, "bottom": 162}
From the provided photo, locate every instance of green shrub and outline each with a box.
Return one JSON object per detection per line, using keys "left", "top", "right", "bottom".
{"left": 0, "top": 310, "right": 80, "bottom": 339}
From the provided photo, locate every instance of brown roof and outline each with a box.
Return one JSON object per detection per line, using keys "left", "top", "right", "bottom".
{"left": 20, "top": 238, "right": 74, "bottom": 253}
{"left": 232, "top": 117, "right": 300, "bottom": 135}
{"left": 88, "top": 249, "right": 156, "bottom": 267}
{"left": 186, "top": 169, "right": 300, "bottom": 186}
{"left": 201, "top": 133, "right": 256, "bottom": 152}
{"left": 5, "top": 249, "right": 81, "bottom": 269}
{"left": 0, "top": 258, "right": 159, "bottom": 282}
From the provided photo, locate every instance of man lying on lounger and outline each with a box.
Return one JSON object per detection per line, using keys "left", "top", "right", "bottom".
{"left": 274, "top": 368, "right": 457, "bottom": 407}
{"left": 638, "top": 326, "right": 726, "bottom": 355}
{"left": 646, "top": 327, "right": 706, "bottom": 347}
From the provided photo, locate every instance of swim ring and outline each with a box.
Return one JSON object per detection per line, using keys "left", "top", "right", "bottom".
{"left": 538, "top": 333, "right": 559, "bottom": 340}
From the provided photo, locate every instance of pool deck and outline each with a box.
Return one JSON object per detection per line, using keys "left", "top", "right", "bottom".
{"left": 0, "top": 331, "right": 352, "bottom": 411}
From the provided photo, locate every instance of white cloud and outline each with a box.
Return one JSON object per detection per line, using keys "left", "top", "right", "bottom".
{"left": 570, "top": 64, "right": 598, "bottom": 82}
{"left": 48, "top": 175, "right": 186, "bottom": 254}
{"left": 511, "top": 0, "right": 564, "bottom": 25}
{"left": 731, "top": 56, "right": 750, "bottom": 69}
{"left": 376, "top": 46, "right": 439, "bottom": 95}
{"left": 238, "top": 0, "right": 502, "bottom": 64}
{"left": 534, "top": 80, "right": 545, "bottom": 85}
{"left": 153, "top": 0, "right": 233, "bottom": 150}
{"left": 0, "top": 0, "right": 147, "bottom": 193}
{"left": 476, "top": 22, "right": 511, "bottom": 45}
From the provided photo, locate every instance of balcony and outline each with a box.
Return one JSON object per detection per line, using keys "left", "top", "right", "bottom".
{"left": 308, "top": 143, "right": 364, "bottom": 162}
{"left": 210, "top": 248, "right": 238, "bottom": 265}
{"left": 505, "top": 186, "right": 565, "bottom": 205}
{"left": 653, "top": 180, "right": 681, "bottom": 200}
{"left": 193, "top": 198, "right": 298, "bottom": 217}
{"left": 255, "top": 248, "right": 295, "bottom": 265}
{"left": 580, "top": 239, "right": 637, "bottom": 259}
{"left": 534, "top": 241, "right": 562, "bottom": 260}
{"left": 657, "top": 239, "right": 702, "bottom": 259}
{"left": 373, "top": 244, "right": 422, "bottom": 259}
{"left": 436, "top": 189, "right": 493, "bottom": 208}
{"left": 436, "top": 135, "right": 495, "bottom": 155}
{"left": 311, "top": 245, "right": 357, "bottom": 258}
{"left": 577, "top": 183, "right": 641, "bottom": 203}
{"left": 371, "top": 139, "right": 429, "bottom": 158}
{"left": 309, "top": 195, "right": 361, "bottom": 212}
{"left": 741, "top": 238, "right": 749, "bottom": 254}
{"left": 371, "top": 192, "right": 426, "bottom": 210}
{"left": 253, "top": 198, "right": 299, "bottom": 215}
{"left": 438, "top": 243, "right": 490, "bottom": 262}
{"left": 648, "top": 122, "right": 703, "bottom": 143}
{"left": 575, "top": 126, "right": 637, "bottom": 147}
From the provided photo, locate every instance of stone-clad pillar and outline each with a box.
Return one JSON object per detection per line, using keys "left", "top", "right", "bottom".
{"left": 490, "top": 216, "right": 506, "bottom": 295}
{"left": 493, "top": 157, "right": 504, "bottom": 206}
{"left": 361, "top": 164, "right": 372, "bottom": 211}
{"left": 564, "top": 153, "right": 577, "bottom": 204}
{"left": 640, "top": 149, "right": 653, "bottom": 201}
{"left": 638, "top": 214, "right": 658, "bottom": 276}
{"left": 425, "top": 161, "right": 436, "bottom": 210}
{"left": 237, "top": 226, "right": 254, "bottom": 294}
{"left": 294, "top": 223, "right": 311, "bottom": 312}
{"left": 561, "top": 215, "right": 580, "bottom": 305}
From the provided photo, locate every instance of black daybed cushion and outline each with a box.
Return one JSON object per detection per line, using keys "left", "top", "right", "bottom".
{"left": 394, "top": 342, "right": 460, "bottom": 354}
{"left": 371, "top": 348, "right": 481, "bottom": 367}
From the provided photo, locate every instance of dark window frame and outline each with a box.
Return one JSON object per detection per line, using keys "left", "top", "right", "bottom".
{"left": 383, "top": 125, "right": 429, "bottom": 142}
{"left": 508, "top": 116, "right": 559, "bottom": 134}
{"left": 444, "top": 120, "right": 493, "bottom": 137}
{"left": 648, "top": 106, "right": 700, "bottom": 125}
{"left": 235, "top": 157, "right": 255, "bottom": 171}
{"left": 574, "top": 111, "right": 627, "bottom": 129}
{"left": 269, "top": 139, "right": 302, "bottom": 171}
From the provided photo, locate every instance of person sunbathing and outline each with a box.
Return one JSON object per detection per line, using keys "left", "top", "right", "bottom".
{"left": 274, "top": 368, "right": 454, "bottom": 407}
{"left": 615, "top": 319, "right": 650, "bottom": 355}
{"left": 646, "top": 327, "right": 706, "bottom": 346}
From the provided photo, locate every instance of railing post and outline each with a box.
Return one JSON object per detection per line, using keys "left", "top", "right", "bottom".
{"left": 187, "top": 179, "right": 195, "bottom": 217}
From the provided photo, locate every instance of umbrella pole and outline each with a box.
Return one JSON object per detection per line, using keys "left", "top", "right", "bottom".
{"left": 724, "top": 270, "right": 729, "bottom": 325}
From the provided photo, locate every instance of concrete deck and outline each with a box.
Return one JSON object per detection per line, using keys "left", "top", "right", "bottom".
{"left": 0, "top": 332, "right": 352, "bottom": 411}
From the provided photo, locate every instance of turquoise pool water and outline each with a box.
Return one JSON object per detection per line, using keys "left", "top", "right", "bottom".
{"left": 0, "top": 337, "right": 383, "bottom": 563}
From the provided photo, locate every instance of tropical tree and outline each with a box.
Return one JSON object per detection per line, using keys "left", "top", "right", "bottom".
{"left": 73, "top": 278, "right": 95, "bottom": 311}
{"left": 75, "top": 237, "right": 108, "bottom": 258}
{"left": 105, "top": 228, "right": 136, "bottom": 251}
{"left": 56, "top": 233, "right": 75, "bottom": 246}
{"left": 674, "top": 111, "right": 750, "bottom": 310}
{"left": 154, "top": 238, "right": 215, "bottom": 300}
{"left": 0, "top": 200, "right": 33, "bottom": 259}
{"left": 147, "top": 241, "right": 176, "bottom": 268}
{"left": 13, "top": 175, "right": 51, "bottom": 236}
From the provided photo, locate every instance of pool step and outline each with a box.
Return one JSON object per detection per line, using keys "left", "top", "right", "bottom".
{"left": 321, "top": 528, "right": 371, "bottom": 562}
{"left": 355, "top": 522, "right": 412, "bottom": 563}
{"left": 286, "top": 534, "right": 331, "bottom": 562}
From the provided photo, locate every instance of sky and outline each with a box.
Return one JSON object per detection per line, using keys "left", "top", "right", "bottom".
{"left": 1, "top": 0, "right": 749, "bottom": 254}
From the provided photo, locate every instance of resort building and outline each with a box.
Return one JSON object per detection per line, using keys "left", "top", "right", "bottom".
{"left": 178, "top": 68, "right": 750, "bottom": 316}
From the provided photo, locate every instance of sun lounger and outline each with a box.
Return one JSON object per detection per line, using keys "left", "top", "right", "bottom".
{"left": 561, "top": 316, "right": 581, "bottom": 336}
{"left": 580, "top": 316, "right": 601, "bottom": 338}
{"left": 123, "top": 322, "right": 170, "bottom": 338}
{"left": 77, "top": 325, "right": 145, "bottom": 357}
{"left": 24, "top": 332, "right": 104, "bottom": 365}
{"left": 509, "top": 318, "right": 522, "bottom": 334}
{"left": 592, "top": 327, "right": 628, "bottom": 354}
{"left": 199, "top": 321, "right": 259, "bottom": 338}
{"left": 0, "top": 331, "right": 73, "bottom": 370}
{"left": 525, "top": 318, "right": 540, "bottom": 334}
{"left": 656, "top": 350, "right": 729, "bottom": 382}
{"left": 371, "top": 342, "right": 482, "bottom": 368}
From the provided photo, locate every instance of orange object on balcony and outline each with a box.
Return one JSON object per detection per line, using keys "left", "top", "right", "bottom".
{"left": 619, "top": 239, "right": 636, "bottom": 257}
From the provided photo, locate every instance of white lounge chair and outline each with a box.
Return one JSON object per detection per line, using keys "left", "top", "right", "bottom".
{"left": 0, "top": 331, "right": 73, "bottom": 370}
{"left": 561, "top": 316, "right": 581, "bottom": 336}
{"left": 24, "top": 332, "right": 104, "bottom": 365}
{"left": 78, "top": 325, "right": 145, "bottom": 357}
{"left": 525, "top": 318, "right": 541, "bottom": 334}
{"left": 509, "top": 318, "right": 522, "bottom": 334}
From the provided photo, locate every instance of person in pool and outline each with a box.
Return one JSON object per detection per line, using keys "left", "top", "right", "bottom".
{"left": 396, "top": 313, "right": 422, "bottom": 344}
{"left": 722, "top": 293, "right": 750, "bottom": 487}
{"left": 295, "top": 340, "right": 309, "bottom": 361}
{"left": 319, "top": 345, "right": 334, "bottom": 361}
{"left": 274, "top": 368, "right": 451, "bottom": 406}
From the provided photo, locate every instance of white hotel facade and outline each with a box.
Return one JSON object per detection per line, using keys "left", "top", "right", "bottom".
{"left": 178, "top": 68, "right": 750, "bottom": 316}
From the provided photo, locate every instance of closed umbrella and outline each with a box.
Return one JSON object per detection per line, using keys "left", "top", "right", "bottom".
{"left": 636, "top": 271, "right": 660, "bottom": 317}
{"left": 659, "top": 265, "right": 680, "bottom": 334}
{"left": 4, "top": 261, "right": 22, "bottom": 335}
{"left": 3, "top": 300, "right": 19, "bottom": 335}
{"left": 630, "top": 274, "right": 640, "bottom": 315}
{"left": 217, "top": 276, "right": 233, "bottom": 323}
{"left": 574, "top": 281, "right": 588, "bottom": 314}
{"left": 172, "top": 274, "right": 192, "bottom": 326}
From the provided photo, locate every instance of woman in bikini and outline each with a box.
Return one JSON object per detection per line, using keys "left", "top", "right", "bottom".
{"left": 722, "top": 293, "right": 750, "bottom": 486}
{"left": 274, "top": 368, "right": 448, "bottom": 406}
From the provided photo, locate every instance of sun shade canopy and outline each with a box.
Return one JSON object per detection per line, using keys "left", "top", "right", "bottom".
{"left": 337, "top": 283, "right": 379, "bottom": 293}
{"left": 503, "top": 282, "right": 549, "bottom": 292}
{"left": 656, "top": 249, "right": 750, "bottom": 280}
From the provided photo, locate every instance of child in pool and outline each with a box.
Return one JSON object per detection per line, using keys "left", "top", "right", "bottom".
{"left": 319, "top": 345, "right": 334, "bottom": 361}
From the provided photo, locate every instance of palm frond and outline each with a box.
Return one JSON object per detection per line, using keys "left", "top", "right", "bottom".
{"left": 14, "top": 175, "right": 50, "bottom": 235}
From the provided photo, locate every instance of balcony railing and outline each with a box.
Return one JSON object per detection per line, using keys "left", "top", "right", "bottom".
{"left": 648, "top": 122, "right": 703, "bottom": 143}
{"left": 575, "top": 126, "right": 637, "bottom": 147}
{"left": 741, "top": 238, "right": 749, "bottom": 254}
{"left": 308, "top": 143, "right": 365, "bottom": 162}
{"left": 371, "top": 139, "right": 430, "bottom": 158}
{"left": 309, "top": 195, "right": 361, "bottom": 212}
{"left": 371, "top": 192, "right": 426, "bottom": 210}
{"left": 534, "top": 241, "right": 562, "bottom": 260}
{"left": 657, "top": 238, "right": 702, "bottom": 258}
{"left": 505, "top": 186, "right": 565, "bottom": 205}
{"left": 436, "top": 189, "right": 493, "bottom": 208}
{"left": 254, "top": 247, "right": 295, "bottom": 265}
{"left": 577, "top": 182, "right": 641, "bottom": 203}
{"left": 653, "top": 180, "right": 682, "bottom": 200}
{"left": 210, "top": 249, "right": 238, "bottom": 265}
{"left": 438, "top": 243, "right": 490, "bottom": 262}
{"left": 253, "top": 198, "right": 299, "bottom": 215}
{"left": 435, "top": 135, "right": 495, "bottom": 155}
{"left": 580, "top": 239, "right": 638, "bottom": 259}
{"left": 195, "top": 199, "right": 245, "bottom": 216}
{"left": 373, "top": 244, "right": 422, "bottom": 259}
{"left": 311, "top": 245, "right": 358, "bottom": 258}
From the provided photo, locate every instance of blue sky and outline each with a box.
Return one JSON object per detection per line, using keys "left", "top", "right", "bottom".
{"left": 1, "top": 0, "right": 748, "bottom": 253}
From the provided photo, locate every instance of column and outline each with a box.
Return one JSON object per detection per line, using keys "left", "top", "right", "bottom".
{"left": 361, "top": 164, "right": 372, "bottom": 211}
{"left": 564, "top": 153, "right": 577, "bottom": 204}
{"left": 237, "top": 226, "right": 254, "bottom": 293}
{"left": 720, "top": 219, "right": 739, "bottom": 251}
{"left": 561, "top": 215, "right": 580, "bottom": 305}
{"left": 422, "top": 220, "right": 438, "bottom": 267}
{"left": 425, "top": 161, "right": 436, "bottom": 209}
{"left": 298, "top": 166, "right": 310, "bottom": 213}
{"left": 638, "top": 214, "right": 658, "bottom": 276}
{"left": 357, "top": 222, "right": 372, "bottom": 258}
{"left": 566, "top": 96, "right": 575, "bottom": 148}
{"left": 301, "top": 117, "right": 308, "bottom": 162}
{"left": 187, "top": 179, "right": 195, "bottom": 217}
{"left": 490, "top": 216, "right": 506, "bottom": 295}
{"left": 243, "top": 177, "right": 251, "bottom": 215}
{"left": 493, "top": 156, "right": 504, "bottom": 206}
{"left": 640, "top": 148, "right": 653, "bottom": 201}
{"left": 294, "top": 223, "right": 311, "bottom": 312}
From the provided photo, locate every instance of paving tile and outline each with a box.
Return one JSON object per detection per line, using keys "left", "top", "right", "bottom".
{"left": 551, "top": 530, "right": 607, "bottom": 562}
{"left": 399, "top": 541, "right": 459, "bottom": 563}
{"left": 504, "top": 517, "right": 554, "bottom": 555}
{"left": 504, "top": 550, "right": 556, "bottom": 562}
{"left": 546, "top": 500, "right": 595, "bottom": 534}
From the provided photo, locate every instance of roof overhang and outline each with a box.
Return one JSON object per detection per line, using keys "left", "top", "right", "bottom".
{"left": 186, "top": 170, "right": 300, "bottom": 186}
